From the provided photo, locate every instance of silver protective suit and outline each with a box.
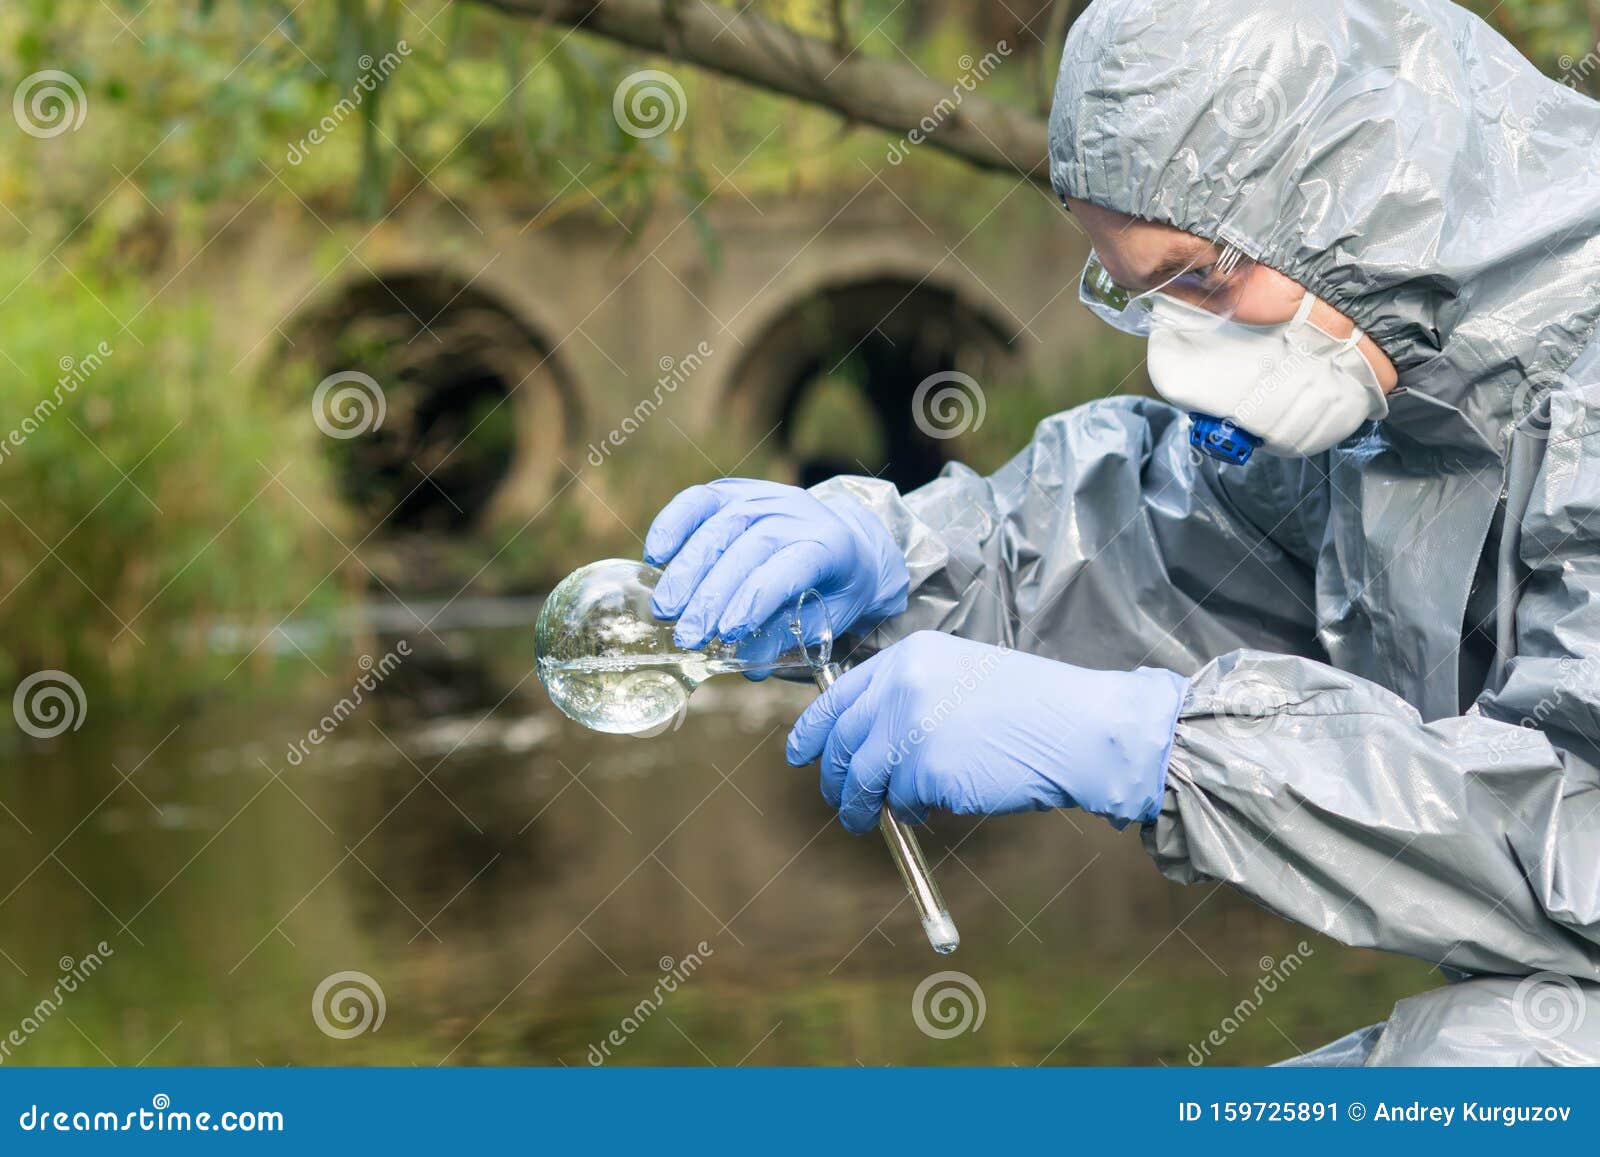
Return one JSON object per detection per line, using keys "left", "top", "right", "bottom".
{"left": 814, "top": 0, "right": 1600, "bottom": 1064}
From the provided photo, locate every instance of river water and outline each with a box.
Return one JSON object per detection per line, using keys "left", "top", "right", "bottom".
{"left": 0, "top": 601, "right": 1434, "bottom": 1066}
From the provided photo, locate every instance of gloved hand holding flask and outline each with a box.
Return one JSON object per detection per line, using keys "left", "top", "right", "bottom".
{"left": 645, "top": 478, "right": 910, "bottom": 649}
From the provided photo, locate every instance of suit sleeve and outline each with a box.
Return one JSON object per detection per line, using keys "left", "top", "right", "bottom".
{"left": 811, "top": 395, "right": 1330, "bottom": 674}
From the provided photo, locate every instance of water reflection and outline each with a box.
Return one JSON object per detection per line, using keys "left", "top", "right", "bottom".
{"left": 0, "top": 605, "right": 1436, "bottom": 1066}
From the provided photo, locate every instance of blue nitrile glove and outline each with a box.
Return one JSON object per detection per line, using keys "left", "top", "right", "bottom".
{"left": 644, "top": 479, "right": 910, "bottom": 650}
{"left": 785, "top": 632, "right": 1189, "bottom": 834}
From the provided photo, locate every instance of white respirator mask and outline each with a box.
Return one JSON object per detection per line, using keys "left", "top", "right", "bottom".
{"left": 1146, "top": 291, "right": 1388, "bottom": 462}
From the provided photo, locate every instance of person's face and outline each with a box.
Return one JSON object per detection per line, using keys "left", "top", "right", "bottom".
{"left": 1066, "top": 198, "right": 1399, "bottom": 392}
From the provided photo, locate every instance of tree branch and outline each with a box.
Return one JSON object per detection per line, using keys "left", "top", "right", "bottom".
{"left": 466, "top": 0, "right": 1052, "bottom": 186}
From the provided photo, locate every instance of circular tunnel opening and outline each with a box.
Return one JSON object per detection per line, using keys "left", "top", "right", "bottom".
{"left": 331, "top": 348, "right": 515, "bottom": 535}
{"left": 287, "top": 273, "right": 574, "bottom": 537}
{"left": 729, "top": 277, "right": 1020, "bottom": 492}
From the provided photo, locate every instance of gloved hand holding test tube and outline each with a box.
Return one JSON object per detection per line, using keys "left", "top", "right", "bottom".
{"left": 807, "top": 653, "right": 959, "bottom": 953}
{"left": 534, "top": 559, "right": 959, "bottom": 954}
{"left": 783, "top": 587, "right": 956, "bottom": 952}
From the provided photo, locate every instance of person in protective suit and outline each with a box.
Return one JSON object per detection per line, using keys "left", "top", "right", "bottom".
{"left": 643, "top": 0, "right": 1600, "bottom": 1064}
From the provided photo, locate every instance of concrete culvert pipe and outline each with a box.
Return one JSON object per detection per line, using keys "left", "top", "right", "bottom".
{"left": 725, "top": 276, "right": 1021, "bottom": 492}
{"left": 286, "top": 272, "right": 577, "bottom": 539}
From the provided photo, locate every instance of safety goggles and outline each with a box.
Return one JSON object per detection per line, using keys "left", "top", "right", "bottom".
{"left": 1078, "top": 242, "right": 1255, "bottom": 336}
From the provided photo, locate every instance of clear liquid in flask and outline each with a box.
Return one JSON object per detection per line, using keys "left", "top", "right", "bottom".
{"left": 535, "top": 559, "right": 824, "bottom": 736}
{"left": 536, "top": 653, "right": 745, "bottom": 736}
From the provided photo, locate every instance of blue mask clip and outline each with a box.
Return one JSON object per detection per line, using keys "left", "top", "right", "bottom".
{"left": 1189, "top": 414, "right": 1261, "bottom": 466}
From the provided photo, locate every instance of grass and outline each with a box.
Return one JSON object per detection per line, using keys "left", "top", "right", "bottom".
{"left": 0, "top": 256, "right": 343, "bottom": 707}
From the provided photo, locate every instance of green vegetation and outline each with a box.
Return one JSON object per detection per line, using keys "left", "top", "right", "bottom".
{"left": 0, "top": 257, "right": 341, "bottom": 701}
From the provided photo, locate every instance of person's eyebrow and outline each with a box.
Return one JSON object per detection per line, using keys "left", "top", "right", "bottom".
{"left": 1126, "top": 236, "right": 1222, "bottom": 294}
{"left": 1134, "top": 243, "right": 1213, "bottom": 292}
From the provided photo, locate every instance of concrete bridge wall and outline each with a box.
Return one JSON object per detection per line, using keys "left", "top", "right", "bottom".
{"left": 186, "top": 173, "right": 1118, "bottom": 572}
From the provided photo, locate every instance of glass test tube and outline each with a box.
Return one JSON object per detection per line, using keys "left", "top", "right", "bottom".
{"left": 812, "top": 660, "right": 960, "bottom": 954}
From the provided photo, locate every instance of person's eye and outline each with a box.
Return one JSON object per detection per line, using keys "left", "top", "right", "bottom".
{"left": 1169, "top": 262, "right": 1219, "bottom": 291}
